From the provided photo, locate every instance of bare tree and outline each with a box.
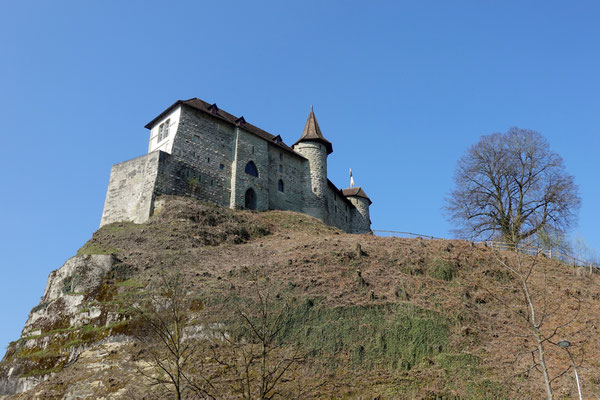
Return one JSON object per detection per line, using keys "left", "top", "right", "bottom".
{"left": 211, "top": 288, "right": 311, "bottom": 399}
{"left": 132, "top": 271, "right": 216, "bottom": 399}
{"left": 446, "top": 128, "right": 580, "bottom": 246}
{"left": 478, "top": 237, "right": 583, "bottom": 399}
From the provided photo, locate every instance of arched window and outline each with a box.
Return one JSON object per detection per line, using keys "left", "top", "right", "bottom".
{"left": 244, "top": 188, "right": 257, "bottom": 210}
{"left": 245, "top": 161, "right": 259, "bottom": 177}
{"left": 278, "top": 179, "right": 284, "bottom": 192}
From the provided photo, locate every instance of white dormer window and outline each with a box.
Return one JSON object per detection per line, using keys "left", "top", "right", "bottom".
{"left": 157, "top": 119, "right": 170, "bottom": 142}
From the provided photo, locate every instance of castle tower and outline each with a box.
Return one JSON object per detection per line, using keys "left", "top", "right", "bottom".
{"left": 293, "top": 107, "right": 333, "bottom": 222}
{"left": 342, "top": 187, "right": 372, "bottom": 233}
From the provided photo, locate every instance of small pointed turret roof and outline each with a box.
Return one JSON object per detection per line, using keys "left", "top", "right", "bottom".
{"left": 293, "top": 106, "right": 333, "bottom": 154}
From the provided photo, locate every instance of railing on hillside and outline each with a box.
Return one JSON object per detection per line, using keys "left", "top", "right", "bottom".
{"left": 372, "top": 229, "right": 598, "bottom": 271}
{"left": 371, "top": 230, "right": 444, "bottom": 240}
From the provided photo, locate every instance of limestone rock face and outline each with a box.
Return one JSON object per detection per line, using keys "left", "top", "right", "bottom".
{"left": 0, "top": 255, "right": 117, "bottom": 396}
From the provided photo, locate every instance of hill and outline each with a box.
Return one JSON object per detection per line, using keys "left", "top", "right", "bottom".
{"left": 1, "top": 196, "right": 598, "bottom": 399}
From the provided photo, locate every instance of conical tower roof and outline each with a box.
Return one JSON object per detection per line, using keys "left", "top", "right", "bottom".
{"left": 293, "top": 106, "right": 333, "bottom": 154}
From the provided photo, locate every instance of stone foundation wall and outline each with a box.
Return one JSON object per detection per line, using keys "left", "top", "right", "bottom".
{"left": 99, "top": 152, "right": 162, "bottom": 227}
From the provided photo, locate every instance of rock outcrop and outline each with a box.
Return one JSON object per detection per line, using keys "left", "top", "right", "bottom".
{"left": 0, "top": 255, "right": 119, "bottom": 396}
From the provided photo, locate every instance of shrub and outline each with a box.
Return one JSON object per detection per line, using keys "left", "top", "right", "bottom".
{"left": 429, "top": 259, "right": 458, "bottom": 281}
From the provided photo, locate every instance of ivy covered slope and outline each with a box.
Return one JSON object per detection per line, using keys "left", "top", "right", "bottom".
{"left": 1, "top": 196, "right": 599, "bottom": 399}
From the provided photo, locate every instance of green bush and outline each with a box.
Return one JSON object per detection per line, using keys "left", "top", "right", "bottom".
{"left": 429, "top": 259, "right": 458, "bottom": 281}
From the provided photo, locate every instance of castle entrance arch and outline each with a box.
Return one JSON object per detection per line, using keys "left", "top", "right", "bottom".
{"left": 244, "top": 188, "right": 257, "bottom": 210}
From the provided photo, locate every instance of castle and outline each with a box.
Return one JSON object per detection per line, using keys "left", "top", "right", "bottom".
{"left": 100, "top": 98, "right": 372, "bottom": 234}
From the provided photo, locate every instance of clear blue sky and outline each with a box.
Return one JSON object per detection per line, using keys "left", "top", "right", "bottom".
{"left": 1, "top": 1, "right": 599, "bottom": 350}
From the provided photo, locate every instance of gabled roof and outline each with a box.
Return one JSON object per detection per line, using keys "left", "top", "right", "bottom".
{"left": 144, "top": 98, "right": 305, "bottom": 159}
{"left": 342, "top": 187, "right": 372, "bottom": 204}
{"left": 293, "top": 106, "right": 333, "bottom": 154}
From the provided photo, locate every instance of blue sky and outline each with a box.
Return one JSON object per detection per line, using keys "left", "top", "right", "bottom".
{"left": 1, "top": 1, "right": 599, "bottom": 350}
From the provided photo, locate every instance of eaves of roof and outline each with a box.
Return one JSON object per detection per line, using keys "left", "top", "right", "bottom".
{"left": 144, "top": 98, "right": 306, "bottom": 160}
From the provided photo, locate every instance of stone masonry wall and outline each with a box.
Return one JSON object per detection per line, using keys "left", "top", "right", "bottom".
{"left": 154, "top": 154, "right": 218, "bottom": 203}
{"left": 324, "top": 185, "right": 353, "bottom": 232}
{"left": 267, "top": 144, "right": 305, "bottom": 212}
{"left": 169, "top": 106, "right": 235, "bottom": 206}
{"left": 230, "top": 128, "right": 270, "bottom": 210}
{"left": 100, "top": 152, "right": 162, "bottom": 227}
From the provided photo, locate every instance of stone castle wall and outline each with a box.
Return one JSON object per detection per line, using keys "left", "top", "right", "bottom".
{"left": 100, "top": 151, "right": 213, "bottom": 227}
{"left": 324, "top": 185, "right": 353, "bottom": 231}
{"left": 169, "top": 106, "right": 234, "bottom": 207}
{"left": 228, "top": 126, "right": 270, "bottom": 210}
{"left": 100, "top": 152, "right": 162, "bottom": 227}
{"left": 267, "top": 145, "right": 305, "bottom": 213}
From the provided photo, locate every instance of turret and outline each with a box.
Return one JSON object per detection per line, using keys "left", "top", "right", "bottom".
{"left": 342, "top": 187, "right": 372, "bottom": 233}
{"left": 293, "top": 107, "right": 332, "bottom": 221}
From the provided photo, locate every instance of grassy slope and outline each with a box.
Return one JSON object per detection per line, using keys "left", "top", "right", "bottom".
{"left": 5, "top": 196, "right": 600, "bottom": 399}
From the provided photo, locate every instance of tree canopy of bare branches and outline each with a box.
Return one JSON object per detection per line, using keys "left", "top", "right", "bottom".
{"left": 132, "top": 271, "right": 215, "bottom": 400}
{"left": 446, "top": 128, "right": 580, "bottom": 245}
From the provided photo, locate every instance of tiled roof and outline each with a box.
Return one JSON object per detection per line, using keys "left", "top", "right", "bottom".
{"left": 293, "top": 106, "right": 333, "bottom": 154}
{"left": 145, "top": 98, "right": 305, "bottom": 158}
{"left": 342, "top": 187, "right": 372, "bottom": 204}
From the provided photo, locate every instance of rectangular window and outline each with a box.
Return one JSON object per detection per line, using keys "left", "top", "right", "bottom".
{"left": 279, "top": 165, "right": 283, "bottom": 173}
{"left": 219, "top": 163, "right": 224, "bottom": 170}
{"left": 279, "top": 153, "right": 283, "bottom": 161}
{"left": 164, "top": 119, "right": 170, "bottom": 138}
{"left": 252, "top": 146, "right": 255, "bottom": 154}
{"left": 158, "top": 124, "right": 164, "bottom": 142}
{"left": 207, "top": 157, "right": 210, "bottom": 163}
